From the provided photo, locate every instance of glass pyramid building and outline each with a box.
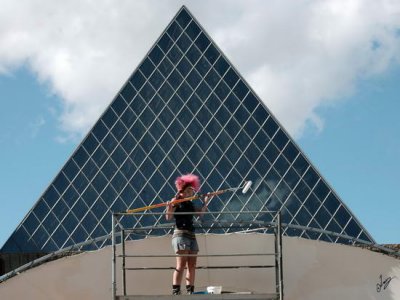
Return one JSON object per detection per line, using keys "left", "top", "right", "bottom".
{"left": 1, "top": 6, "right": 374, "bottom": 254}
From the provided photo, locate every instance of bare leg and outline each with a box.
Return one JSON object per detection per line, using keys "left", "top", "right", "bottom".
{"left": 173, "top": 250, "right": 189, "bottom": 285}
{"left": 186, "top": 251, "right": 197, "bottom": 286}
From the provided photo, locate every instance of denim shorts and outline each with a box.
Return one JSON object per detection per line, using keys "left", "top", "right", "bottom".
{"left": 172, "top": 230, "right": 199, "bottom": 253}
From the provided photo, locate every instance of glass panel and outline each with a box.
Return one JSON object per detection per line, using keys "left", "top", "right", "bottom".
{"left": 314, "top": 180, "right": 330, "bottom": 201}
{"left": 296, "top": 206, "right": 312, "bottom": 226}
{"left": 187, "top": 69, "right": 202, "bottom": 89}
{"left": 167, "top": 45, "right": 183, "bottom": 65}
{"left": 265, "top": 143, "right": 279, "bottom": 164}
{"left": 111, "top": 95, "right": 128, "bottom": 116}
{"left": 111, "top": 171, "right": 128, "bottom": 192}
{"left": 130, "top": 120, "right": 146, "bottom": 140}
{"left": 215, "top": 106, "right": 230, "bottom": 126}
{"left": 293, "top": 154, "right": 308, "bottom": 176}
{"left": 149, "top": 94, "right": 164, "bottom": 115}
{"left": 304, "top": 193, "right": 321, "bottom": 216}
{"left": 139, "top": 82, "right": 156, "bottom": 102}
{"left": 194, "top": 32, "right": 210, "bottom": 52}
{"left": 72, "top": 172, "right": 89, "bottom": 194}
{"left": 215, "top": 81, "right": 230, "bottom": 100}
{"left": 205, "top": 69, "right": 220, "bottom": 89}
{"left": 130, "top": 71, "right": 146, "bottom": 91}
{"left": 253, "top": 106, "right": 269, "bottom": 126}
{"left": 148, "top": 45, "right": 163, "bottom": 66}
{"left": 72, "top": 198, "right": 89, "bottom": 220}
{"left": 303, "top": 167, "right": 319, "bottom": 189}
{"left": 283, "top": 167, "right": 300, "bottom": 190}
{"left": 53, "top": 199, "right": 69, "bottom": 218}
{"left": 187, "top": 143, "right": 203, "bottom": 164}
{"left": 273, "top": 129, "right": 288, "bottom": 150}
{"left": 185, "top": 20, "right": 201, "bottom": 40}
{"left": 274, "top": 155, "right": 290, "bottom": 177}
{"left": 82, "top": 158, "right": 98, "bottom": 179}
{"left": 43, "top": 185, "right": 60, "bottom": 208}
{"left": 334, "top": 205, "right": 351, "bottom": 228}
{"left": 102, "top": 108, "right": 118, "bottom": 129}
{"left": 158, "top": 58, "right": 174, "bottom": 78}
{"left": 167, "top": 21, "right": 182, "bottom": 41}
{"left": 225, "top": 118, "right": 240, "bottom": 138}
{"left": 159, "top": 157, "right": 174, "bottom": 176}
{"left": 53, "top": 172, "right": 70, "bottom": 194}
{"left": 92, "top": 169, "right": 109, "bottom": 193}
{"left": 324, "top": 193, "right": 340, "bottom": 215}
{"left": 233, "top": 80, "right": 249, "bottom": 99}
{"left": 140, "top": 132, "right": 155, "bottom": 153}
{"left": 254, "top": 130, "right": 270, "bottom": 151}
{"left": 176, "top": 9, "right": 191, "bottom": 28}
{"left": 121, "top": 133, "right": 136, "bottom": 154}
{"left": 139, "top": 57, "right": 155, "bottom": 78}
{"left": 149, "top": 69, "right": 164, "bottom": 91}
{"left": 224, "top": 68, "right": 239, "bottom": 89}
{"left": 102, "top": 133, "right": 118, "bottom": 155}
{"left": 294, "top": 180, "right": 310, "bottom": 201}
{"left": 283, "top": 141, "right": 298, "bottom": 164}
{"left": 111, "top": 146, "right": 127, "bottom": 167}
{"left": 111, "top": 120, "right": 127, "bottom": 141}
{"left": 195, "top": 56, "right": 211, "bottom": 77}
{"left": 176, "top": 32, "right": 192, "bottom": 53}
{"left": 158, "top": 33, "right": 173, "bottom": 53}
{"left": 73, "top": 146, "right": 89, "bottom": 168}
{"left": 92, "top": 145, "right": 108, "bottom": 168}
{"left": 254, "top": 154, "right": 270, "bottom": 175}
{"left": 92, "top": 121, "right": 108, "bottom": 143}
{"left": 177, "top": 82, "right": 192, "bottom": 100}
{"left": 121, "top": 107, "right": 136, "bottom": 128}
{"left": 204, "top": 44, "right": 219, "bottom": 64}
{"left": 63, "top": 185, "right": 79, "bottom": 207}
{"left": 205, "top": 119, "right": 222, "bottom": 139}
{"left": 176, "top": 57, "right": 192, "bottom": 77}
{"left": 158, "top": 81, "right": 174, "bottom": 101}
{"left": 314, "top": 206, "right": 331, "bottom": 229}
{"left": 186, "top": 44, "right": 201, "bottom": 65}
{"left": 214, "top": 56, "right": 229, "bottom": 77}
{"left": 243, "top": 92, "right": 258, "bottom": 114}
{"left": 169, "top": 118, "right": 184, "bottom": 139}
{"left": 224, "top": 93, "right": 240, "bottom": 112}
{"left": 285, "top": 195, "right": 302, "bottom": 216}
{"left": 226, "top": 143, "right": 241, "bottom": 164}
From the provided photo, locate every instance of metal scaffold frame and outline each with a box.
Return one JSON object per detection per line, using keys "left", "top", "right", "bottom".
{"left": 111, "top": 210, "right": 284, "bottom": 300}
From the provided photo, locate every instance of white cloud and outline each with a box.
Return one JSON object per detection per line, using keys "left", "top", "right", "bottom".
{"left": 1, "top": 0, "right": 400, "bottom": 140}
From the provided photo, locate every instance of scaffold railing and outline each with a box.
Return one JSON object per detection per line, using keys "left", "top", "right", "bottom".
{"left": 111, "top": 210, "right": 284, "bottom": 300}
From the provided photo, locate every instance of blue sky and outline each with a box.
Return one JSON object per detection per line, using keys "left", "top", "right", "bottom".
{"left": 1, "top": 0, "right": 400, "bottom": 246}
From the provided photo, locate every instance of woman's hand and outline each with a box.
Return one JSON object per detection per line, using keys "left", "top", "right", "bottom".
{"left": 165, "top": 198, "right": 176, "bottom": 220}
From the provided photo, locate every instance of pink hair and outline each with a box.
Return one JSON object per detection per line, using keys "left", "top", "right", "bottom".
{"left": 175, "top": 174, "right": 201, "bottom": 192}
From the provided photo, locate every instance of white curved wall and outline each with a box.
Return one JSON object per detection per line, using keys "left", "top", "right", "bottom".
{"left": 0, "top": 234, "right": 399, "bottom": 300}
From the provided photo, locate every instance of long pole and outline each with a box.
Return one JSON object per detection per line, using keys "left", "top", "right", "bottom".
{"left": 126, "top": 182, "right": 251, "bottom": 214}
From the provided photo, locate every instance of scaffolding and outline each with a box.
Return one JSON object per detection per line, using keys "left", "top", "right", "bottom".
{"left": 111, "top": 211, "right": 284, "bottom": 300}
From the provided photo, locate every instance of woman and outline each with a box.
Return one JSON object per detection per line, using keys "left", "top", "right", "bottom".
{"left": 166, "top": 174, "right": 208, "bottom": 295}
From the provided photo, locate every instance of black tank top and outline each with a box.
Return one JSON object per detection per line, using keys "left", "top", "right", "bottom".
{"left": 174, "top": 201, "right": 195, "bottom": 231}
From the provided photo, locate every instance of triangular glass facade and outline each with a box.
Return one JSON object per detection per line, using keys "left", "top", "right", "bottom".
{"left": 1, "top": 6, "right": 374, "bottom": 253}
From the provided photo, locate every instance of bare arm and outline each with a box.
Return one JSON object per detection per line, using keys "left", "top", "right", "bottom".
{"left": 165, "top": 199, "right": 176, "bottom": 221}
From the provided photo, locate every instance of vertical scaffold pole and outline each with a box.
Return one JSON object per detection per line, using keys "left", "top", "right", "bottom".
{"left": 277, "top": 211, "right": 284, "bottom": 300}
{"left": 111, "top": 213, "right": 117, "bottom": 300}
{"left": 274, "top": 218, "right": 279, "bottom": 297}
{"left": 122, "top": 229, "right": 127, "bottom": 296}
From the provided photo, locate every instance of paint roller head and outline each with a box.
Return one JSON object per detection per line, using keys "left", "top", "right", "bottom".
{"left": 242, "top": 181, "right": 252, "bottom": 194}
